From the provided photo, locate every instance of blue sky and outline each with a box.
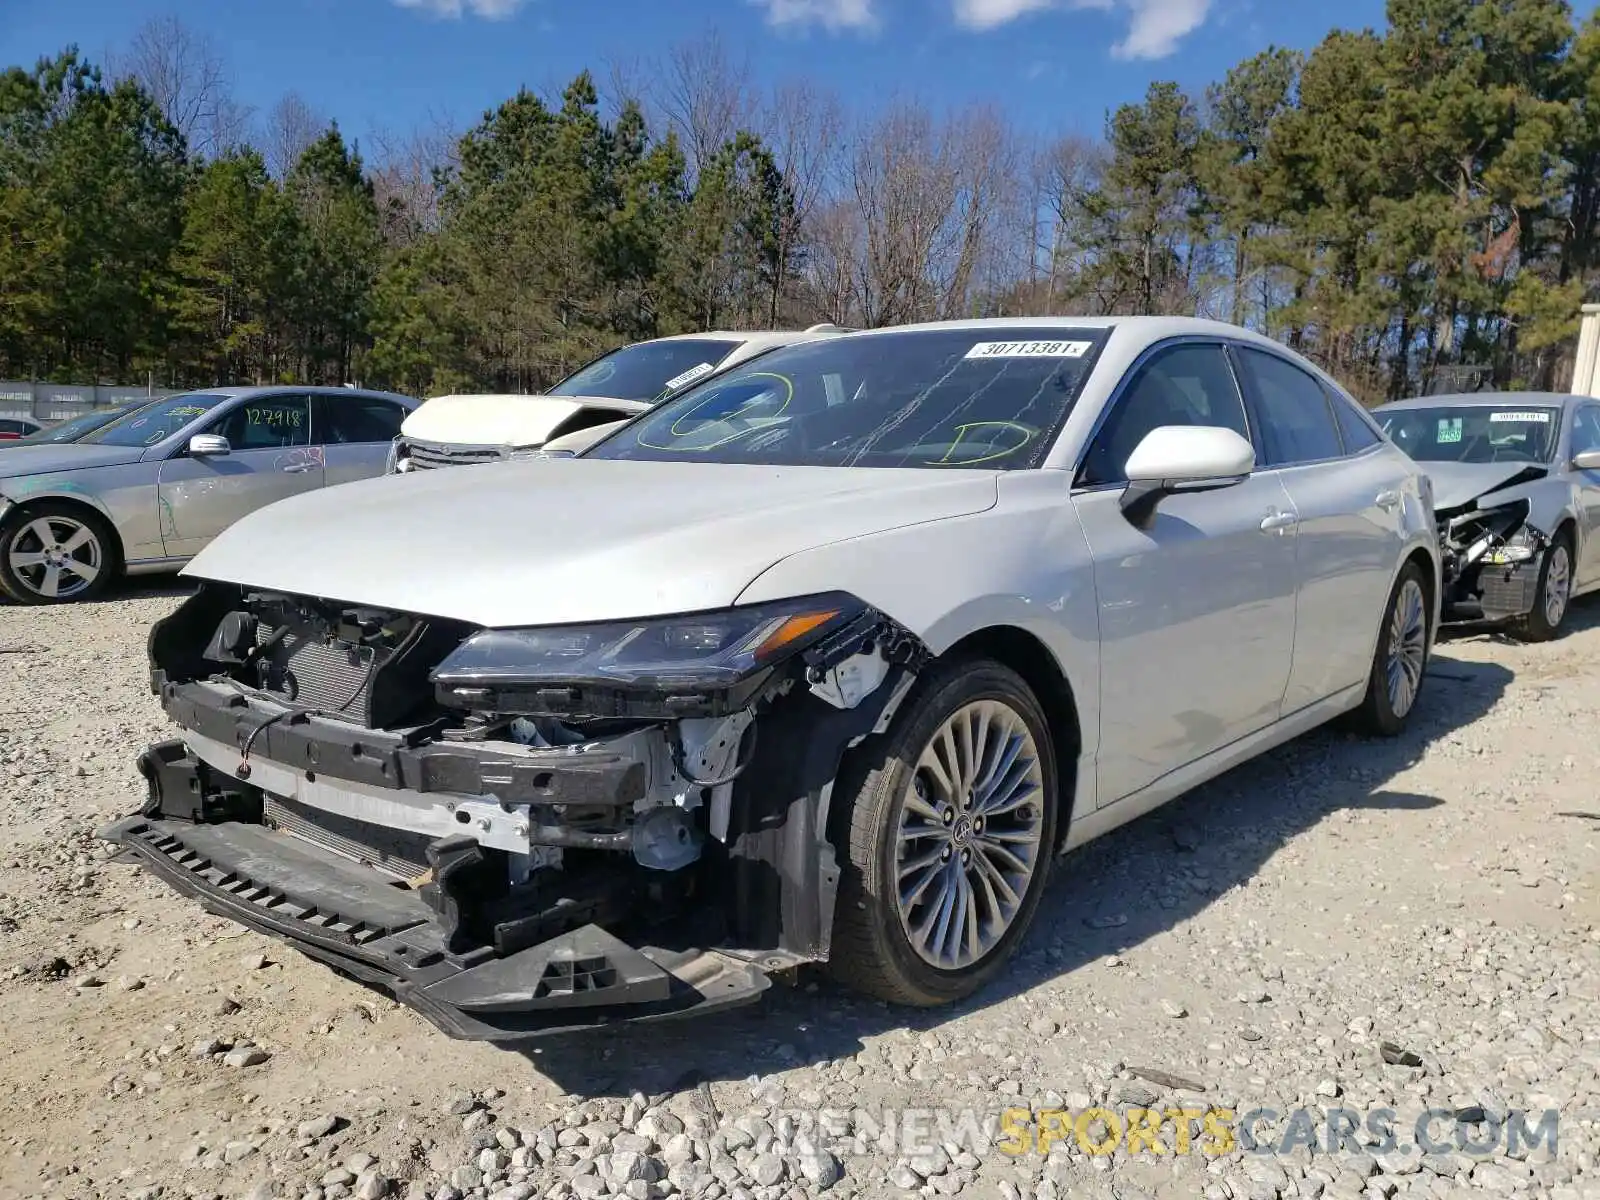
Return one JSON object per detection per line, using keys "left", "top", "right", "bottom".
{"left": 3, "top": 0, "right": 1597, "bottom": 150}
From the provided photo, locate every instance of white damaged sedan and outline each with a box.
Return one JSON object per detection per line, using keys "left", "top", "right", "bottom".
{"left": 104, "top": 317, "right": 1439, "bottom": 1040}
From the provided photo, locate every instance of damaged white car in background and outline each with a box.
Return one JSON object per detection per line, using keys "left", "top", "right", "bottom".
{"left": 1375, "top": 390, "right": 1600, "bottom": 640}
{"left": 103, "top": 317, "right": 1439, "bottom": 1041}
{"left": 387, "top": 326, "right": 847, "bottom": 472}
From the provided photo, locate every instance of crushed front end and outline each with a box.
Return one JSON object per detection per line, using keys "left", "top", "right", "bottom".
{"left": 1436, "top": 494, "right": 1549, "bottom": 625}
{"left": 101, "top": 584, "right": 927, "bottom": 1040}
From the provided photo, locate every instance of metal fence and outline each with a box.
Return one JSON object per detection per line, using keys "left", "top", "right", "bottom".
{"left": 0, "top": 381, "right": 178, "bottom": 425}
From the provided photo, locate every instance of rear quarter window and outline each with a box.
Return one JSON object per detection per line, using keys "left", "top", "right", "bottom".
{"left": 1326, "top": 385, "right": 1382, "bottom": 452}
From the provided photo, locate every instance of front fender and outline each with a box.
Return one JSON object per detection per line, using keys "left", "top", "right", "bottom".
{"left": 735, "top": 472, "right": 1101, "bottom": 761}
{"left": 0, "top": 469, "right": 162, "bottom": 560}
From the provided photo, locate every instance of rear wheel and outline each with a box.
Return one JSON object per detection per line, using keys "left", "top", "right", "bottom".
{"left": 828, "top": 660, "right": 1058, "bottom": 1006}
{"left": 1514, "top": 530, "right": 1572, "bottom": 643}
{"left": 1350, "top": 561, "right": 1431, "bottom": 737}
{"left": 0, "top": 503, "right": 118, "bottom": 604}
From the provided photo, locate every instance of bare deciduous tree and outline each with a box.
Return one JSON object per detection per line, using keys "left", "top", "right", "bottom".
{"left": 759, "top": 80, "right": 843, "bottom": 324}
{"left": 115, "top": 14, "right": 250, "bottom": 157}
{"left": 263, "top": 92, "right": 327, "bottom": 179}
{"left": 657, "top": 30, "right": 757, "bottom": 178}
{"left": 369, "top": 115, "right": 459, "bottom": 247}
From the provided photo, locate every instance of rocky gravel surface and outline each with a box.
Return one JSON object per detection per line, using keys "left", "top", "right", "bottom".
{"left": 1, "top": 582, "right": 1598, "bottom": 1200}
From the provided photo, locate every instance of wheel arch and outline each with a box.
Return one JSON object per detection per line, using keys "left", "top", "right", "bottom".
{"left": 0, "top": 492, "right": 127, "bottom": 572}
{"left": 941, "top": 624, "right": 1086, "bottom": 842}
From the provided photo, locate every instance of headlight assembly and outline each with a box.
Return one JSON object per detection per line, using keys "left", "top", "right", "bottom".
{"left": 386, "top": 438, "right": 412, "bottom": 474}
{"left": 431, "top": 593, "right": 867, "bottom": 711}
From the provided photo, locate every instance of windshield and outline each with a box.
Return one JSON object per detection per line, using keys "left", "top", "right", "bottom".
{"left": 80, "top": 392, "right": 231, "bottom": 448}
{"left": 583, "top": 328, "right": 1107, "bottom": 470}
{"left": 1379, "top": 404, "right": 1561, "bottom": 464}
{"left": 548, "top": 339, "right": 742, "bottom": 403}
{"left": 16, "top": 404, "right": 141, "bottom": 445}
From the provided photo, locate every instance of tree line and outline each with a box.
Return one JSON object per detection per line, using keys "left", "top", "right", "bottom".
{"left": 2, "top": 0, "right": 1599, "bottom": 403}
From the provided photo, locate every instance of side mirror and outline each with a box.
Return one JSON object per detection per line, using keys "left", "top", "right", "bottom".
{"left": 188, "top": 433, "right": 231, "bottom": 457}
{"left": 1120, "top": 425, "right": 1254, "bottom": 524}
{"left": 1572, "top": 448, "right": 1600, "bottom": 472}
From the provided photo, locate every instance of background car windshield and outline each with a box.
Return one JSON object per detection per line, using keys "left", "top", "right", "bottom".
{"left": 584, "top": 328, "right": 1106, "bottom": 469}
{"left": 79, "top": 393, "right": 231, "bottom": 448}
{"left": 1380, "top": 405, "right": 1560, "bottom": 464}
{"left": 17, "top": 403, "right": 143, "bottom": 445}
{"left": 547, "top": 339, "right": 741, "bottom": 402}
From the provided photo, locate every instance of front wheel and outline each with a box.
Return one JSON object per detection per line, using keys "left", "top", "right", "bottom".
{"left": 0, "top": 503, "right": 117, "bottom": 604}
{"left": 827, "top": 660, "right": 1059, "bottom": 1007}
{"left": 1514, "top": 532, "right": 1572, "bottom": 643}
{"left": 1350, "top": 561, "right": 1431, "bottom": 737}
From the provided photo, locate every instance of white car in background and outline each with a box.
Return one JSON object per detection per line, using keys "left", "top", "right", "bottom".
{"left": 388, "top": 326, "right": 848, "bottom": 472}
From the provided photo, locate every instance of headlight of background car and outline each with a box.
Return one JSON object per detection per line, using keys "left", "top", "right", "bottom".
{"left": 506, "top": 445, "right": 545, "bottom": 462}
{"left": 431, "top": 593, "right": 865, "bottom": 700}
{"left": 1485, "top": 524, "right": 1540, "bottom": 564}
{"left": 386, "top": 438, "right": 412, "bottom": 474}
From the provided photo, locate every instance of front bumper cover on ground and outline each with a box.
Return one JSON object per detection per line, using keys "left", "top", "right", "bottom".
{"left": 100, "top": 805, "right": 771, "bottom": 1040}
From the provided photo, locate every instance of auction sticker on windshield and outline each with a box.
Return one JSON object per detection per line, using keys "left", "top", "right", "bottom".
{"left": 1489, "top": 410, "right": 1551, "bottom": 422}
{"left": 964, "top": 341, "right": 1092, "bottom": 360}
{"left": 664, "top": 362, "right": 716, "bottom": 390}
{"left": 1438, "top": 418, "right": 1462, "bottom": 443}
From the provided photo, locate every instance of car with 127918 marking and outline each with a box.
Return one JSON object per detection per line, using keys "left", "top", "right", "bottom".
{"left": 103, "top": 317, "right": 1439, "bottom": 1040}
{"left": 0, "top": 386, "right": 418, "bottom": 604}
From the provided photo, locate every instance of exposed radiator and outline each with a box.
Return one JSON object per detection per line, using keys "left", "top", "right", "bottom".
{"left": 255, "top": 624, "right": 376, "bottom": 719}
{"left": 264, "top": 794, "right": 432, "bottom": 883}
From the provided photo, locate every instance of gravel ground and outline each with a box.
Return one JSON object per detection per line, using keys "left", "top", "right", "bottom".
{"left": 1, "top": 582, "right": 1598, "bottom": 1200}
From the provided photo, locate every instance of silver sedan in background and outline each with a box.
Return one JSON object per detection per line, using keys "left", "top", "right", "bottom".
{"left": 0, "top": 385, "right": 418, "bottom": 604}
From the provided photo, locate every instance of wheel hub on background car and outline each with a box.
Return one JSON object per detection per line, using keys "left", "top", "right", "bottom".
{"left": 7, "top": 515, "right": 101, "bottom": 600}
{"left": 1546, "top": 545, "right": 1571, "bottom": 627}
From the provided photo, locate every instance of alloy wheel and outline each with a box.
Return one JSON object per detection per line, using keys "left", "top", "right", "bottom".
{"left": 894, "top": 699, "right": 1046, "bottom": 970}
{"left": 1544, "top": 544, "right": 1571, "bottom": 629}
{"left": 5, "top": 514, "right": 103, "bottom": 601}
{"left": 1385, "top": 577, "right": 1428, "bottom": 720}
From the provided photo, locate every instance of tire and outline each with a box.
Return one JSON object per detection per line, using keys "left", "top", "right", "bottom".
{"left": 827, "top": 659, "right": 1059, "bottom": 1007}
{"left": 0, "top": 502, "right": 119, "bottom": 605}
{"left": 1349, "top": 560, "right": 1431, "bottom": 737}
{"left": 1513, "top": 529, "right": 1573, "bottom": 643}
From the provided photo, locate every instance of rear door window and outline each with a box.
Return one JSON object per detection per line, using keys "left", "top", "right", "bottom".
{"left": 317, "top": 395, "right": 408, "bottom": 444}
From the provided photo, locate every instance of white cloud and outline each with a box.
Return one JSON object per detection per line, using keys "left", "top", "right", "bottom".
{"left": 750, "top": 0, "right": 879, "bottom": 33}
{"left": 1111, "top": 0, "right": 1211, "bottom": 59}
{"left": 390, "top": 0, "right": 528, "bottom": 18}
{"left": 952, "top": 0, "right": 1210, "bottom": 59}
{"left": 952, "top": 0, "right": 1104, "bottom": 31}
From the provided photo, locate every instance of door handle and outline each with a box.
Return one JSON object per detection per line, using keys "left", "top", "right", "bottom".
{"left": 281, "top": 462, "right": 316, "bottom": 474}
{"left": 1375, "top": 490, "right": 1400, "bottom": 511}
{"left": 1260, "top": 511, "right": 1298, "bottom": 533}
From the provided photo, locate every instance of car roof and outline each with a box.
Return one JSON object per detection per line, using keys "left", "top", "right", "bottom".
{"left": 795, "top": 314, "right": 1300, "bottom": 348}
{"left": 652, "top": 327, "right": 849, "bottom": 347}
{"left": 1373, "top": 390, "right": 1576, "bottom": 412}
{"left": 175, "top": 385, "right": 418, "bottom": 404}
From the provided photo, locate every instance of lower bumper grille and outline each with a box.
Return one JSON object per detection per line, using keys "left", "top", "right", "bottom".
{"left": 264, "top": 794, "right": 432, "bottom": 882}
{"left": 1479, "top": 564, "right": 1538, "bottom": 618}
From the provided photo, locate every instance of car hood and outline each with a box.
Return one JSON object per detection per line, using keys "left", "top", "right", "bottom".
{"left": 400, "top": 393, "right": 651, "bottom": 448}
{"left": 0, "top": 443, "right": 148, "bottom": 481}
{"left": 1424, "top": 461, "right": 1550, "bottom": 513}
{"left": 183, "top": 459, "right": 1000, "bottom": 628}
